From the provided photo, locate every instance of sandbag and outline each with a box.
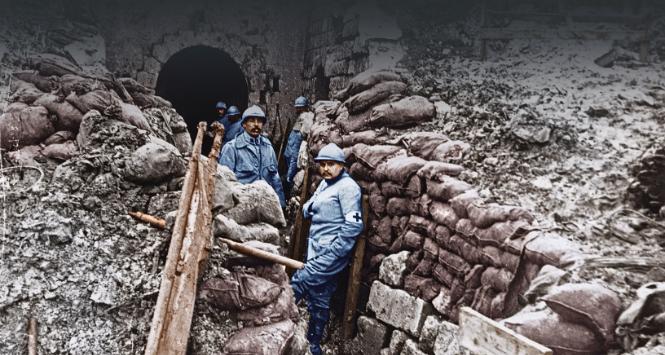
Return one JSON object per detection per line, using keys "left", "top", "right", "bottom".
{"left": 349, "top": 162, "right": 373, "bottom": 181}
{"left": 438, "top": 248, "right": 471, "bottom": 277}
{"left": 44, "top": 130, "right": 76, "bottom": 146}
{"left": 222, "top": 319, "right": 295, "bottom": 355}
{"left": 430, "top": 140, "right": 470, "bottom": 162}
{"left": 481, "top": 267, "right": 514, "bottom": 292}
{"left": 3, "top": 102, "right": 28, "bottom": 114}
{"left": 449, "top": 189, "right": 481, "bottom": 218}
{"left": 455, "top": 219, "right": 477, "bottom": 239}
{"left": 350, "top": 143, "right": 405, "bottom": 169}
{"left": 42, "top": 140, "right": 78, "bottom": 161}
{"left": 6, "top": 145, "right": 42, "bottom": 166}
{"left": 524, "top": 234, "right": 584, "bottom": 267}
{"left": 34, "top": 94, "right": 83, "bottom": 131}
{"left": 433, "top": 264, "right": 454, "bottom": 288}
{"left": 368, "top": 96, "right": 435, "bottom": 128}
{"left": 386, "top": 197, "right": 416, "bottom": 217}
{"left": 335, "top": 106, "right": 371, "bottom": 133}
{"left": 0, "top": 106, "right": 54, "bottom": 149}
{"left": 417, "top": 161, "right": 464, "bottom": 182}
{"left": 404, "top": 250, "right": 423, "bottom": 271}
{"left": 504, "top": 310, "right": 604, "bottom": 355}
{"left": 427, "top": 177, "right": 472, "bottom": 202}
{"left": 414, "top": 258, "right": 434, "bottom": 277}
{"left": 123, "top": 137, "right": 186, "bottom": 184}
{"left": 373, "top": 155, "right": 428, "bottom": 184}
{"left": 423, "top": 237, "right": 439, "bottom": 260}
{"left": 213, "top": 215, "right": 280, "bottom": 244}
{"left": 10, "top": 80, "right": 44, "bottom": 104}
{"left": 380, "top": 181, "right": 405, "bottom": 198}
{"left": 66, "top": 90, "right": 120, "bottom": 113}
{"left": 398, "top": 131, "right": 449, "bottom": 159}
{"left": 344, "top": 80, "right": 407, "bottom": 114}
{"left": 12, "top": 71, "right": 57, "bottom": 92}
{"left": 200, "top": 271, "right": 281, "bottom": 311}
{"left": 475, "top": 220, "right": 530, "bottom": 247}
{"left": 236, "top": 285, "right": 299, "bottom": 327}
{"left": 391, "top": 215, "right": 409, "bottom": 235}
{"left": 131, "top": 92, "right": 172, "bottom": 108}
{"left": 433, "top": 224, "right": 452, "bottom": 246}
{"left": 225, "top": 180, "right": 287, "bottom": 227}
{"left": 29, "top": 53, "right": 81, "bottom": 77}
{"left": 544, "top": 283, "right": 622, "bottom": 347}
{"left": 403, "top": 230, "right": 425, "bottom": 250}
{"left": 465, "top": 264, "right": 485, "bottom": 289}
{"left": 468, "top": 203, "right": 534, "bottom": 228}
{"left": 407, "top": 215, "right": 433, "bottom": 235}
{"left": 490, "top": 292, "right": 507, "bottom": 319}
{"left": 118, "top": 102, "right": 152, "bottom": 131}
{"left": 404, "top": 273, "right": 441, "bottom": 302}
{"left": 340, "top": 130, "right": 388, "bottom": 147}
{"left": 342, "top": 70, "right": 402, "bottom": 99}
{"left": 482, "top": 246, "right": 520, "bottom": 273}
{"left": 58, "top": 74, "right": 105, "bottom": 96}
{"left": 429, "top": 201, "right": 459, "bottom": 229}
{"left": 369, "top": 187, "right": 387, "bottom": 217}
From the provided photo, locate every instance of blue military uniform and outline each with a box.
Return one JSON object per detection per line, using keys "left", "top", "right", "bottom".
{"left": 291, "top": 144, "right": 363, "bottom": 355}
{"left": 219, "top": 131, "right": 286, "bottom": 207}
{"left": 217, "top": 105, "right": 243, "bottom": 145}
{"left": 284, "top": 130, "right": 303, "bottom": 191}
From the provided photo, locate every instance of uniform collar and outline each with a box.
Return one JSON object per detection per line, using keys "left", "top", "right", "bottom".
{"left": 236, "top": 131, "right": 266, "bottom": 148}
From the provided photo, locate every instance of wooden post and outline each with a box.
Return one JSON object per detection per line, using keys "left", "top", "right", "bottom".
{"left": 288, "top": 166, "right": 311, "bottom": 265}
{"left": 459, "top": 307, "right": 553, "bottom": 355}
{"left": 341, "top": 195, "right": 369, "bottom": 339}
{"left": 27, "top": 317, "right": 37, "bottom": 355}
{"left": 145, "top": 122, "right": 206, "bottom": 355}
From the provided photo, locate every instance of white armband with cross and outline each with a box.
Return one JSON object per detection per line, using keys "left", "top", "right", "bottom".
{"left": 345, "top": 211, "right": 363, "bottom": 224}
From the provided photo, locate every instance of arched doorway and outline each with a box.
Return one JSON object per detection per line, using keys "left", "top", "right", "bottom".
{"left": 156, "top": 45, "right": 249, "bottom": 153}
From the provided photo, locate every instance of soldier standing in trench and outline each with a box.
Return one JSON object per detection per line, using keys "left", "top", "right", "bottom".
{"left": 218, "top": 105, "right": 286, "bottom": 208}
{"left": 218, "top": 105, "right": 243, "bottom": 145}
{"left": 290, "top": 143, "right": 364, "bottom": 355}
{"left": 283, "top": 96, "right": 314, "bottom": 196}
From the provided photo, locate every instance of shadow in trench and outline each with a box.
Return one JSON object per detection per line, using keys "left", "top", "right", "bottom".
{"left": 156, "top": 45, "right": 249, "bottom": 154}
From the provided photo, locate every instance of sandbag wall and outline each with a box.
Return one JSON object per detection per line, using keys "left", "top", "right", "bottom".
{"left": 301, "top": 72, "right": 596, "bottom": 354}
{"left": 1, "top": 53, "right": 192, "bottom": 165}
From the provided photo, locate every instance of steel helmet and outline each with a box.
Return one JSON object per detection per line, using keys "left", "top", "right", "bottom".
{"left": 294, "top": 96, "right": 308, "bottom": 108}
{"left": 216, "top": 101, "right": 227, "bottom": 110}
{"left": 314, "top": 143, "right": 346, "bottom": 164}
{"left": 241, "top": 105, "right": 267, "bottom": 123}
{"left": 227, "top": 105, "right": 240, "bottom": 116}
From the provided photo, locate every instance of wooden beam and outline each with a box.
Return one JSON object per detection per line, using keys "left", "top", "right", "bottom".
{"left": 145, "top": 122, "right": 206, "bottom": 355}
{"left": 342, "top": 195, "right": 370, "bottom": 339}
{"left": 27, "top": 317, "right": 37, "bottom": 355}
{"left": 459, "top": 307, "right": 552, "bottom": 355}
{"left": 220, "top": 238, "right": 305, "bottom": 270}
{"left": 288, "top": 166, "right": 311, "bottom": 266}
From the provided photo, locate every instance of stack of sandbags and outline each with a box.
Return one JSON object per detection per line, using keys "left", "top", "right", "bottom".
{"left": 629, "top": 143, "right": 665, "bottom": 213}
{"left": 2, "top": 53, "right": 188, "bottom": 162}
{"left": 200, "top": 250, "right": 299, "bottom": 355}
{"left": 503, "top": 283, "right": 622, "bottom": 355}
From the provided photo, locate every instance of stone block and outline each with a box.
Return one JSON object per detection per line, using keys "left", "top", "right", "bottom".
{"left": 388, "top": 330, "right": 410, "bottom": 355}
{"left": 418, "top": 315, "right": 443, "bottom": 353}
{"left": 400, "top": 339, "right": 427, "bottom": 355}
{"left": 357, "top": 316, "right": 390, "bottom": 355}
{"left": 367, "top": 281, "right": 434, "bottom": 337}
{"left": 432, "top": 321, "right": 460, "bottom": 355}
{"left": 379, "top": 251, "right": 410, "bottom": 287}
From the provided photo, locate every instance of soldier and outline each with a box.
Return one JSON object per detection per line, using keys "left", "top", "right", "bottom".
{"left": 218, "top": 105, "right": 286, "bottom": 207}
{"left": 284, "top": 96, "right": 314, "bottom": 195}
{"left": 290, "top": 143, "right": 364, "bottom": 355}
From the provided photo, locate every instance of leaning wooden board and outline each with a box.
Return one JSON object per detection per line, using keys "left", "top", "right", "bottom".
{"left": 459, "top": 307, "right": 552, "bottom": 355}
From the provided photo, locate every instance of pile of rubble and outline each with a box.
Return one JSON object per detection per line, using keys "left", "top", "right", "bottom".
{"left": 629, "top": 140, "right": 665, "bottom": 215}
{"left": 297, "top": 71, "right": 626, "bottom": 354}
{"left": 0, "top": 53, "right": 302, "bottom": 354}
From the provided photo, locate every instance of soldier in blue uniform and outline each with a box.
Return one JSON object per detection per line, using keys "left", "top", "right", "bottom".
{"left": 284, "top": 96, "right": 311, "bottom": 194}
{"left": 291, "top": 143, "right": 364, "bottom": 355}
{"left": 218, "top": 105, "right": 286, "bottom": 208}
{"left": 218, "top": 105, "right": 243, "bottom": 145}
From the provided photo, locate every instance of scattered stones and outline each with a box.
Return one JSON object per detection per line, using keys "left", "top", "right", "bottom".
{"left": 367, "top": 281, "right": 434, "bottom": 337}
{"left": 379, "top": 251, "right": 410, "bottom": 287}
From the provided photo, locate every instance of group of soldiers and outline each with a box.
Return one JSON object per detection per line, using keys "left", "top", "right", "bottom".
{"left": 212, "top": 97, "right": 364, "bottom": 355}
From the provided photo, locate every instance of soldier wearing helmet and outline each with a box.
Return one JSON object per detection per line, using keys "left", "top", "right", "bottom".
{"left": 217, "top": 105, "right": 243, "bottom": 145}
{"left": 218, "top": 105, "right": 286, "bottom": 207}
{"left": 290, "top": 143, "right": 363, "bottom": 355}
{"left": 284, "top": 96, "right": 314, "bottom": 194}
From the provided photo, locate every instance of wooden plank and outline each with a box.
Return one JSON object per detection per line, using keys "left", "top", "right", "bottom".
{"left": 288, "top": 166, "right": 311, "bottom": 266}
{"left": 27, "top": 317, "right": 37, "bottom": 355}
{"left": 220, "top": 238, "right": 305, "bottom": 270}
{"left": 342, "top": 195, "right": 370, "bottom": 339}
{"left": 145, "top": 122, "right": 206, "bottom": 355}
{"left": 459, "top": 307, "right": 552, "bottom": 355}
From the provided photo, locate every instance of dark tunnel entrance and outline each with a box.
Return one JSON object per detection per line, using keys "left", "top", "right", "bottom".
{"left": 156, "top": 45, "right": 249, "bottom": 153}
